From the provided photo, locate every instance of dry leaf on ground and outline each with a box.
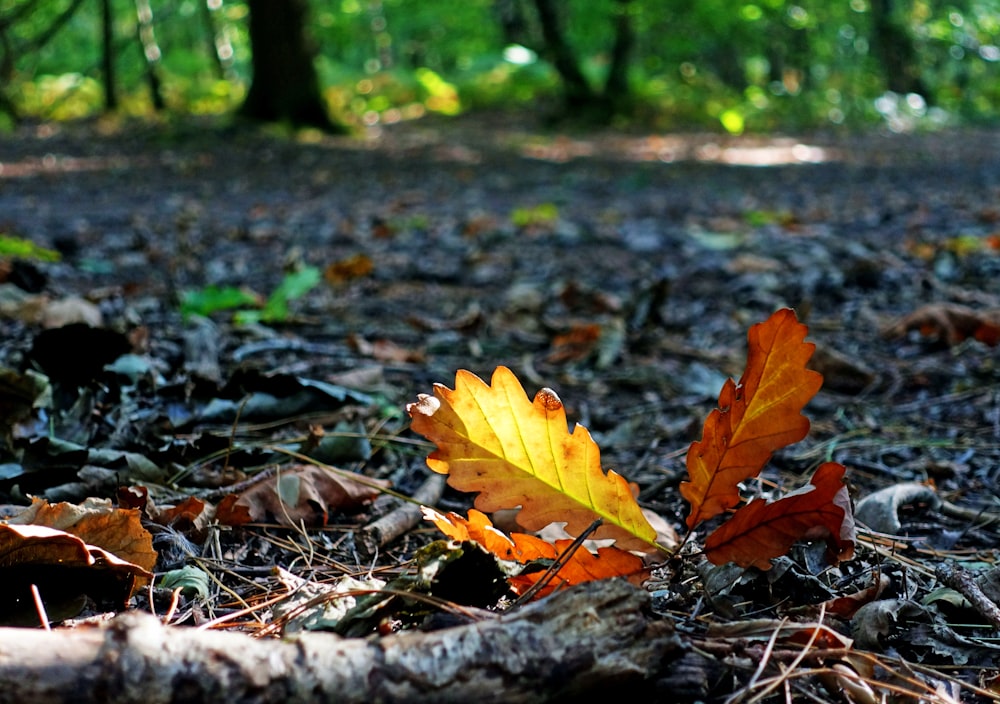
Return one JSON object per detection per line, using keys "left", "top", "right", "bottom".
{"left": 407, "top": 366, "right": 660, "bottom": 553}
{"left": 0, "top": 523, "right": 153, "bottom": 624}
{"left": 215, "top": 464, "right": 388, "bottom": 527}
{"left": 7, "top": 496, "right": 156, "bottom": 576}
{"left": 703, "top": 462, "right": 856, "bottom": 570}
{"left": 883, "top": 302, "right": 1000, "bottom": 346}
{"left": 424, "top": 508, "right": 649, "bottom": 599}
{"left": 508, "top": 539, "right": 651, "bottom": 599}
{"left": 681, "top": 307, "right": 823, "bottom": 529}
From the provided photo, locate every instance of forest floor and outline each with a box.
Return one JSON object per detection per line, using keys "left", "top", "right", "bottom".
{"left": 1, "top": 111, "right": 1000, "bottom": 702}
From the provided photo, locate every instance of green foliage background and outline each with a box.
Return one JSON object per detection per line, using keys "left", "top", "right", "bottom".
{"left": 1, "top": 0, "right": 999, "bottom": 131}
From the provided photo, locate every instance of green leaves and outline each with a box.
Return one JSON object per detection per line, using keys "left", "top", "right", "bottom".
{"left": 180, "top": 266, "right": 321, "bottom": 324}
{"left": 180, "top": 285, "right": 260, "bottom": 320}
{"left": 0, "top": 234, "right": 61, "bottom": 262}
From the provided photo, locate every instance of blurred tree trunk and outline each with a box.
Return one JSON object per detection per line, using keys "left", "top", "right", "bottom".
{"left": 532, "top": 0, "right": 595, "bottom": 109}
{"left": 0, "top": 27, "right": 16, "bottom": 121}
{"left": 869, "top": 0, "right": 931, "bottom": 99}
{"left": 530, "top": 0, "right": 636, "bottom": 123}
{"left": 239, "top": 0, "right": 339, "bottom": 130}
{"left": 100, "top": 0, "right": 117, "bottom": 110}
{"left": 134, "top": 0, "right": 165, "bottom": 111}
{"left": 604, "top": 0, "right": 635, "bottom": 106}
{"left": 201, "top": 0, "right": 233, "bottom": 80}
{"left": 0, "top": 0, "right": 88, "bottom": 120}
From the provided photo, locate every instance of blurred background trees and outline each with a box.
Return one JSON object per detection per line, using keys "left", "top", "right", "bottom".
{"left": 0, "top": 0, "right": 997, "bottom": 133}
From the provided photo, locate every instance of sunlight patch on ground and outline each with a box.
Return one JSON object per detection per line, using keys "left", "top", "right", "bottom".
{"left": 0, "top": 154, "right": 149, "bottom": 179}
{"left": 514, "top": 133, "right": 838, "bottom": 166}
{"left": 694, "top": 141, "right": 831, "bottom": 165}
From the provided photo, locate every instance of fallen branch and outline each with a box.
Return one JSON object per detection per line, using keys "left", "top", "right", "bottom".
{"left": 0, "top": 579, "right": 684, "bottom": 703}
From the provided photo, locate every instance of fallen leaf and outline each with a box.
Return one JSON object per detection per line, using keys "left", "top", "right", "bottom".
{"left": 407, "top": 366, "right": 660, "bottom": 553}
{"left": 0, "top": 367, "right": 51, "bottom": 440}
{"left": 817, "top": 573, "right": 890, "bottom": 619}
{"left": 807, "top": 344, "right": 877, "bottom": 395}
{"left": 348, "top": 334, "right": 425, "bottom": 363}
{"left": 546, "top": 322, "right": 602, "bottom": 363}
{"left": 850, "top": 598, "right": 928, "bottom": 650}
{"left": 7, "top": 497, "right": 157, "bottom": 577}
{"left": 214, "top": 493, "right": 253, "bottom": 526}
{"left": 0, "top": 523, "right": 153, "bottom": 624}
{"left": 884, "top": 303, "right": 1000, "bottom": 346}
{"left": 424, "top": 508, "right": 649, "bottom": 599}
{"left": 680, "top": 308, "right": 822, "bottom": 529}
{"left": 424, "top": 509, "right": 560, "bottom": 581}
{"left": 406, "top": 303, "right": 483, "bottom": 333}
{"left": 507, "top": 539, "right": 650, "bottom": 599}
{"left": 214, "top": 464, "right": 388, "bottom": 527}
{"left": 324, "top": 253, "right": 374, "bottom": 285}
{"left": 116, "top": 485, "right": 148, "bottom": 511}
{"left": 158, "top": 565, "right": 211, "bottom": 599}
{"left": 147, "top": 495, "right": 214, "bottom": 538}
{"left": 272, "top": 568, "right": 386, "bottom": 634}
{"left": 703, "top": 462, "right": 856, "bottom": 570}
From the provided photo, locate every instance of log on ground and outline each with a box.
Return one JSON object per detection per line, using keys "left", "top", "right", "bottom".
{"left": 0, "top": 579, "right": 684, "bottom": 704}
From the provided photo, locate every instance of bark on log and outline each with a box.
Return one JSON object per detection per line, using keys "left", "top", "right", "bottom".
{"left": 0, "top": 580, "right": 683, "bottom": 704}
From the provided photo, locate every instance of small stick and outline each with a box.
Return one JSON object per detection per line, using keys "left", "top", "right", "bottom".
{"left": 30, "top": 584, "right": 51, "bottom": 631}
{"left": 935, "top": 562, "right": 1000, "bottom": 631}
{"left": 510, "top": 519, "right": 604, "bottom": 607}
{"left": 356, "top": 473, "right": 447, "bottom": 557}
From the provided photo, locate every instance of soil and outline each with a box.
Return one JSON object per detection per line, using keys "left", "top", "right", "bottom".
{"left": 1, "top": 112, "right": 999, "bottom": 701}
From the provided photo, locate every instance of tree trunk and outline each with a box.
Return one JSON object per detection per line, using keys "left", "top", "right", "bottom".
{"left": 100, "top": 0, "right": 117, "bottom": 111}
{"left": 134, "top": 0, "right": 165, "bottom": 111}
{"left": 604, "top": 0, "right": 635, "bottom": 108}
{"left": 200, "top": 0, "right": 232, "bottom": 80}
{"left": 869, "top": 0, "right": 931, "bottom": 99}
{"left": 239, "top": 0, "right": 337, "bottom": 130}
{"left": 0, "top": 27, "right": 17, "bottom": 122}
{"left": 530, "top": 0, "right": 637, "bottom": 124}
{"left": 531, "top": 0, "right": 595, "bottom": 111}
{"left": 0, "top": 580, "right": 688, "bottom": 703}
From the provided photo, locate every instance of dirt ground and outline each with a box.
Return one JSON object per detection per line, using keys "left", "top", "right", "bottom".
{"left": 1, "top": 112, "right": 1000, "bottom": 701}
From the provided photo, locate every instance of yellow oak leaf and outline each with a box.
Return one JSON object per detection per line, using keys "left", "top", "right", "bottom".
{"left": 408, "top": 366, "right": 661, "bottom": 554}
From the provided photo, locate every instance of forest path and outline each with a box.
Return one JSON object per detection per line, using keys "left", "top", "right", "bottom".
{"left": 1, "top": 113, "right": 999, "bottom": 700}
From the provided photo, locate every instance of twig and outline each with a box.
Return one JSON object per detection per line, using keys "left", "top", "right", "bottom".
{"left": 356, "top": 473, "right": 447, "bottom": 557}
{"left": 728, "top": 605, "right": 828, "bottom": 704}
{"left": 30, "top": 584, "right": 50, "bottom": 631}
{"left": 510, "top": 519, "right": 603, "bottom": 607}
{"left": 935, "top": 561, "right": 1000, "bottom": 630}
{"left": 162, "top": 587, "right": 183, "bottom": 624}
